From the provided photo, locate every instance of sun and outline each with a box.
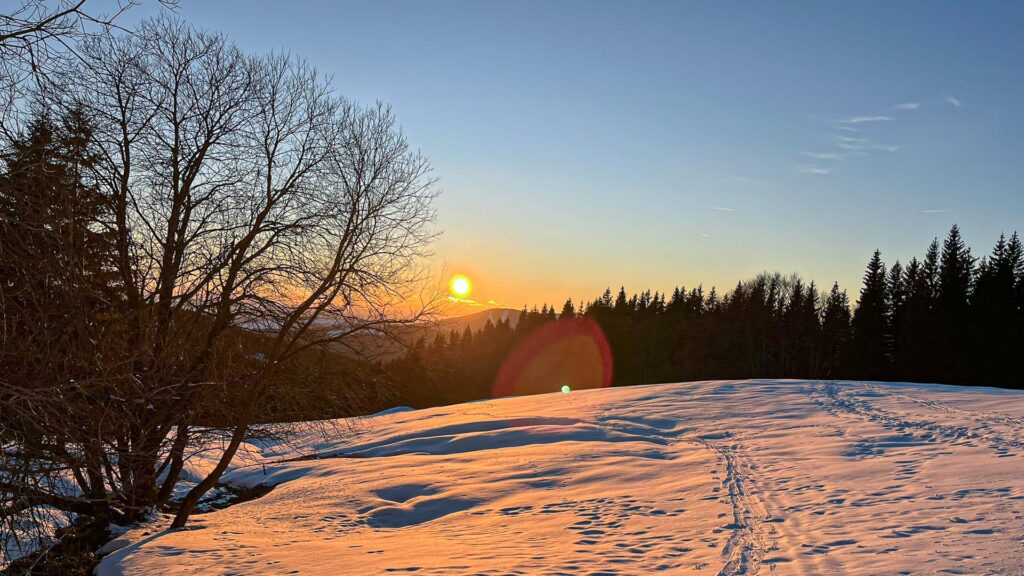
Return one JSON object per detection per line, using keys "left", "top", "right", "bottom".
{"left": 450, "top": 274, "right": 472, "bottom": 298}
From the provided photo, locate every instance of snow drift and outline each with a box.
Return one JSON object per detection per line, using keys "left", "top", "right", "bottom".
{"left": 97, "top": 380, "right": 1024, "bottom": 575}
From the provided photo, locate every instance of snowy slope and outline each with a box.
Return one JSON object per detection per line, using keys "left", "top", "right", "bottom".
{"left": 97, "top": 380, "right": 1024, "bottom": 575}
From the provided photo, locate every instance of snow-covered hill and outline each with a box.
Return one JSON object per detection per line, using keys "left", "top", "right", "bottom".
{"left": 97, "top": 380, "right": 1024, "bottom": 575}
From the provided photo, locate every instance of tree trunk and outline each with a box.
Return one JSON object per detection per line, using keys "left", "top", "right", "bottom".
{"left": 170, "top": 422, "right": 248, "bottom": 529}
{"left": 155, "top": 423, "right": 189, "bottom": 507}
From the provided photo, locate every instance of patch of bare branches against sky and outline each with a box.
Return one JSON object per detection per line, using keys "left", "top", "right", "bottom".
{"left": 1, "top": 3, "right": 442, "bottom": 568}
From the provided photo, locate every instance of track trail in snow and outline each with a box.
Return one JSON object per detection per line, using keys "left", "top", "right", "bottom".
{"left": 817, "top": 380, "right": 1024, "bottom": 457}
{"left": 694, "top": 438, "right": 767, "bottom": 576}
{"left": 592, "top": 385, "right": 772, "bottom": 576}
{"left": 862, "top": 382, "right": 1024, "bottom": 429}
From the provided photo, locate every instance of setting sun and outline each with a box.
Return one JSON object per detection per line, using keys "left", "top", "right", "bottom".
{"left": 450, "top": 274, "right": 472, "bottom": 298}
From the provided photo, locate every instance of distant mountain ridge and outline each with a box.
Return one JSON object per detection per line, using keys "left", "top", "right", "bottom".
{"left": 441, "top": 307, "right": 521, "bottom": 333}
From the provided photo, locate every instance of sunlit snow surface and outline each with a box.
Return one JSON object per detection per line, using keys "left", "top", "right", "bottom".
{"left": 98, "top": 380, "right": 1024, "bottom": 575}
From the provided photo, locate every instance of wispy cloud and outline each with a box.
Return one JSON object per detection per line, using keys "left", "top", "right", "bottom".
{"left": 797, "top": 165, "right": 831, "bottom": 175}
{"left": 871, "top": 144, "right": 901, "bottom": 152}
{"left": 449, "top": 296, "right": 485, "bottom": 307}
{"left": 699, "top": 233, "right": 711, "bottom": 238}
{"left": 796, "top": 104, "right": 914, "bottom": 175}
{"left": 711, "top": 206, "right": 734, "bottom": 212}
{"left": 838, "top": 115, "right": 892, "bottom": 124}
{"left": 945, "top": 96, "right": 962, "bottom": 107}
{"left": 801, "top": 151, "right": 844, "bottom": 160}
{"left": 921, "top": 209, "right": 952, "bottom": 214}
{"left": 834, "top": 135, "right": 870, "bottom": 150}
{"left": 833, "top": 135, "right": 899, "bottom": 152}
{"left": 724, "top": 175, "right": 761, "bottom": 184}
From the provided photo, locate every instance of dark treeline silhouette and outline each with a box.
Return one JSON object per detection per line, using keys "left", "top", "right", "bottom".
{"left": 390, "top": 225, "right": 1024, "bottom": 407}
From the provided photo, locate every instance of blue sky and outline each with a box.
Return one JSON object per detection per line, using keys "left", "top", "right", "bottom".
{"left": 131, "top": 1, "right": 1024, "bottom": 308}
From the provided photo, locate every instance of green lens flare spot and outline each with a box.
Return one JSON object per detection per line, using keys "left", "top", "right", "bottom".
{"left": 561, "top": 385, "right": 571, "bottom": 394}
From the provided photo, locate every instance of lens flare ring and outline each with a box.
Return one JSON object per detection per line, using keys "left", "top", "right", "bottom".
{"left": 494, "top": 317, "right": 613, "bottom": 397}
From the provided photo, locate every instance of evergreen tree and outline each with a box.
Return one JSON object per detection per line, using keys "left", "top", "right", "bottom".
{"left": 706, "top": 286, "right": 719, "bottom": 310}
{"left": 971, "top": 233, "right": 1022, "bottom": 385}
{"left": 0, "top": 112, "right": 116, "bottom": 312}
{"left": 0, "top": 111, "right": 118, "bottom": 405}
{"left": 936, "top": 225, "right": 976, "bottom": 381}
{"left": 888, "top": 261, "right": 906, "bottom": 316}
{"left": 886, "top": 260, "right": 906, "bottom": 370}
{"left": 651, "top": 291, "right": 665, "bottom": 314}
{"left": 923, "top": 238, "right": 941, "bottom": 299}
{"left": 939, "top": 225, "right": 975, "bottom": 312}
{"left": 1009, "top": 232, "right": 1024, "bottom": 308}
{"left": 613, "top": 287, "right": 629, "bottom": 314}
{"left": 1009, "top": 233, "right": 1024, "bottom": 380}
{"left": 559, "top": 298, "right": 576, "bottom": 320}
{"left": 781, "top": 279, "right": 822, "bottom": 376}
{"left": 849, "top": 250, "right": 891, "bottom": 378}
{"left": 667, "top": 286, "right": 685, "bottom": 311}
{"left": 821, "top": 282, "right": 852, "bottom": 377}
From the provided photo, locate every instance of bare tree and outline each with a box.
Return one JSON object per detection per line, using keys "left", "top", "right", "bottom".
{"left": 79, "top": 13, "right": 439, "bottom": 520}
{"left": 0, "top": 1, "right": 176, "bottom": 131}
{"left": 1, "top": 15, "right": 439, "bottom": 564}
